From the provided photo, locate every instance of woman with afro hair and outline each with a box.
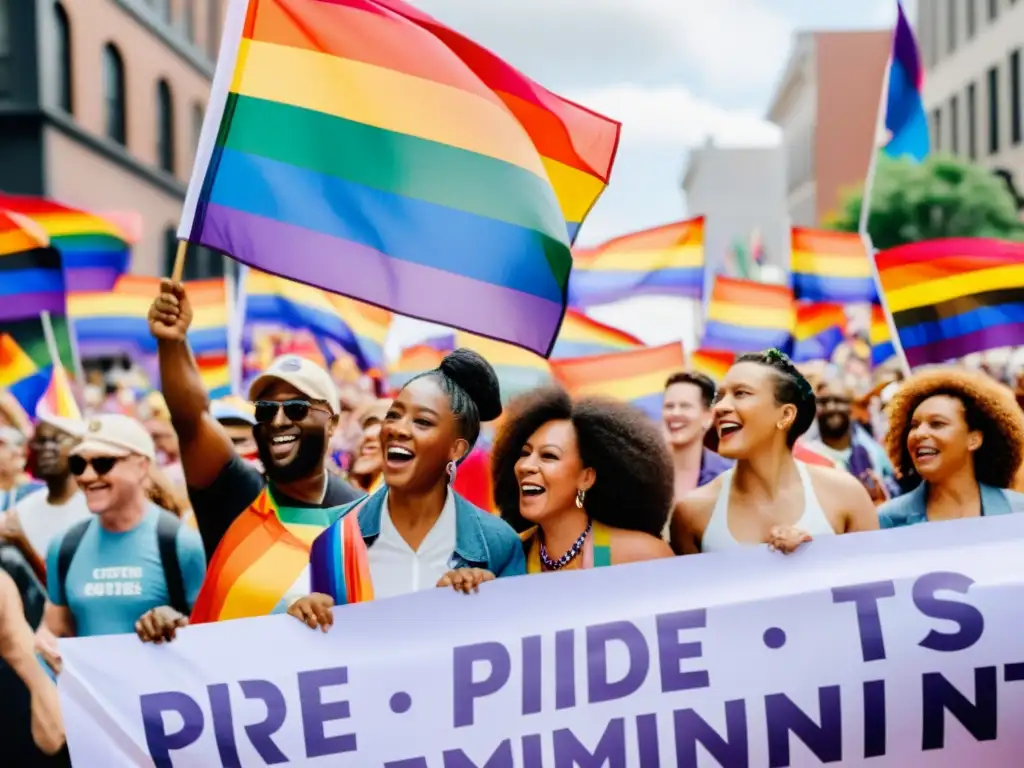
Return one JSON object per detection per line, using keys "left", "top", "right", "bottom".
{"left": 671, "top": 350, "right": 879, "bottom": 555}
{"left": 489, "top": 387, "right": 675, "bottom": 574}
{"left": 878, "top": 367, "right": 1024, "bottom": 528}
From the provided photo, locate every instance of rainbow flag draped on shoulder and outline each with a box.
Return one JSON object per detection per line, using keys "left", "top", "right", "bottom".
{"left": 179, "top": 0, "right": 620, "bottom": 356}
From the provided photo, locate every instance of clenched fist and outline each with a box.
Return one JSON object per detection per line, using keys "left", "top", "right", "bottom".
{"left": 148, "top": 279, "right": 193, "bottom": 342}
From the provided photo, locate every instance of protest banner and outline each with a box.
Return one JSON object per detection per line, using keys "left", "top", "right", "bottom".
{"left": 59, "top": 514, "right": 1024, "bottom": 767}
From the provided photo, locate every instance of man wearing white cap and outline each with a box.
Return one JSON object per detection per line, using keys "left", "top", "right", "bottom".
{"left": 1, "top": 416, "right": 89, "bottom": 581}
{"left": 40, "top": 414, "right": 205, "bottom": 644}
{"left": 139, "top": 284, "right": 361, "bottom": 638}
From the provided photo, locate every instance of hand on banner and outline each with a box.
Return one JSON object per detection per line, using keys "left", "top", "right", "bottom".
{"left": 437, "top": 568, "right": 495, "bottom": 594}
{"left": 288, "top": 593, "right": 335, "bottom": 632}
{"left": 34, "top": 625, "right": 62, "bottom": 676}
{"left": 766, "top": 525, "right": 812, "bottom": 554}
{"left": 148, "top": 279, "right": 193, "bottom": 342}
{"left": 135, "top": 606, "right": 189, "bottom": 644}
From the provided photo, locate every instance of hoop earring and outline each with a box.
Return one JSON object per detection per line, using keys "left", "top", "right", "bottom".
{"left": 575, "top": 489, "right": 585, "bottom": 509}
{"left": 446, "top": 460, "right": 457, "bottom": 486}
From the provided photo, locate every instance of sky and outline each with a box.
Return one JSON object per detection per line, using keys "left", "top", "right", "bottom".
{"left": 388, "top": 0, "right": 912, "bottom": 354}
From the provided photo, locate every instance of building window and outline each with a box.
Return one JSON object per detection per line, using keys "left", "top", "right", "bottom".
{"left": 102, "top": 43, "right": 126, "bottom": 144}
{"left": 967, "top": 0, "right": 977, "bottom": 38}
{"left": 988, "top": 0, "right": 999, "bottom": 20}
{"left": 54, "top": 2, "right": 72, "bottom": 113}
{"left": 191, "top": 101, "right": 204, "bottom": 153}
{"left": 156, "top": 79, "right": 175, "bottom": 173}
{"left": 987, "top": 65, "right": 1000, "bottom": 155}
{"left": 967, "top": 82, "right": 978, "bottom": 159}
{"left": 950, "top": 94, "right": 960, "bottom": 154}
{"left": 931, "top": 107, "right": 942, "bottom": 151}
{"left": 183, "top": 0, "right": 195, "bottom": 42}
{"left": 1012, "top": 49, "right": 1022, "bottom": 146}
{"left": 0, "top": 0, "right": 10, "bottom": 97}
{"left": 946, "top": 0, "right": 956, "bottom": 54}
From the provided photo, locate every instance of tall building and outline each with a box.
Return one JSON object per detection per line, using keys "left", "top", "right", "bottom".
{"left": 766, "top": 30, "right": 891, "bottom": 227}
{"left": 916, "top": 0, "right": 1024, "bottom": 203}
{"left": 680, "top": 140, "right": 788, "bottom": 284}
{"left": 0, "top": 0, "right": 225, "bottom": 280}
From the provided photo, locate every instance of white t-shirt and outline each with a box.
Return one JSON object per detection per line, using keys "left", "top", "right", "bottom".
{"left": 13, "top": 489, "right": 92, "bottom": 560}
{"left": 368, "top": 490, "right": 457, "bottom": 600}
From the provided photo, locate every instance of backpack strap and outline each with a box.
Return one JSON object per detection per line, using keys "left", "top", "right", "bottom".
{"left": 57, "top": 519, "right": 93, "bottom": 604}
{"left": 156, "top": 512, "right": 189, "bottom": 616}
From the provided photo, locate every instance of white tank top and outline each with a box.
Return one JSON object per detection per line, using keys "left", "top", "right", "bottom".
{"left": 700, "top": 462, "right": 836, "bottom": 552}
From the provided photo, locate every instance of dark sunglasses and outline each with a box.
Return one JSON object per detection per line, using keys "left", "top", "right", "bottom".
{"left": 68, "top": 455, "right": 122, "bottom": 477}
{"left": 253, "top": 399, "right": 329, "bottom": 424}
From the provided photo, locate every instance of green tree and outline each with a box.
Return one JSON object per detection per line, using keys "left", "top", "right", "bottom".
{"left": 828, "top": 153, "right": 1024, "bottom": 249}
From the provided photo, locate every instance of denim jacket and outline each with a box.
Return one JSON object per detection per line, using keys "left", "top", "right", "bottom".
{"left": 345, "top": 486, "right": 526, "bottom": 577}
{"left": 878, "top": 482, "right": 1024, "bottom": 528}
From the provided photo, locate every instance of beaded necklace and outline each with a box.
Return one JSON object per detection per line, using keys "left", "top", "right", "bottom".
{"left": 538, "top": 522, "right": 592, "bottom": 570}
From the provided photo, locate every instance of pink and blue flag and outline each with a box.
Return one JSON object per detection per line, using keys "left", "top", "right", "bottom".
{"left": 883, "top": 2, "right": 929, "bottom": 162}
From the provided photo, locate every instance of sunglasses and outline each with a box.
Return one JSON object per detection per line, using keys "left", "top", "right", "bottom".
{"left": 253, "top": 399, "right": 329, "bottom": 424}
{"left": 68, "top": 455, "right": 123, "bottom": 477}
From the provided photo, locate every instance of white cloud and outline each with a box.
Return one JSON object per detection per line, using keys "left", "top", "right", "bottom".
{"left": 411, "top": 0, "right": 793, "bottom": 96}
{"left": 570, "top": 84, "right": 782, "bottom": 148}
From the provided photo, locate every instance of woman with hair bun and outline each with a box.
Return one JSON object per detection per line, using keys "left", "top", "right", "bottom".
{"left": 492, "top": 387, "right": 675, "bottom": 574}
{"left": 288, "top": 349, "right": 526, "bottom": 630}
{"left": 878, "top": 368, "right": 1024, "bottom": 528}
{"left": 671, "top": 349, "right": 879, "bottom": 555}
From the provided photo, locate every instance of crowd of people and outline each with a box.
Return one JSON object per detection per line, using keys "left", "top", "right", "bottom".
{"left": 2, "top": 280, "right": 1024, "bottom": 765}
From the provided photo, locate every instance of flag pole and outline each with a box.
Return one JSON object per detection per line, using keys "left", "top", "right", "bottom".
{"left": 858, "top": 28, "right": 912, "bottom": 380}
{"left": 39, "top": 310, "right": 64, "bottom": 373}
{"left": 171, "top": 240, "right": 187, "bottom": 282}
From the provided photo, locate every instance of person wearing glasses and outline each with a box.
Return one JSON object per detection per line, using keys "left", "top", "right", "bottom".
{"left": 37, "top": 415, "right": 205, "bottom": 668}
{"left": 137, "top": 280, "right": 361, "bottom": 642}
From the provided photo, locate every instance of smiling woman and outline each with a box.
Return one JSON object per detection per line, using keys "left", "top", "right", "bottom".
{"left": 878, "top": 368, "right": 1024, "bottom": 528}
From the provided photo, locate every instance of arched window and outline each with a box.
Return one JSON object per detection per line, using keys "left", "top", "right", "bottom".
{"left": 156, "top": 78, "right": 174, "bottom": 173}
{"left": 163, "top": 226, "right": 179, "bottom": 276}
{"left": 191, "top": 101, "right": 204, "bottom": 154}
{"left": 102, "top": 43, "right": 126, "bottom": 144}
{"left": 54, "top": 2, "right": 72, "bottom": 113}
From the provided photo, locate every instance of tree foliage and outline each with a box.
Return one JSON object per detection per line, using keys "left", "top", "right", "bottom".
{"left": 828, "top": 153, "right": 1024, "bottom": 249}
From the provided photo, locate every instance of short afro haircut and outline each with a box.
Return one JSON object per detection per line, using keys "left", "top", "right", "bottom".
{"left": 491, "top": 386, "right": 674, "bottom": 538}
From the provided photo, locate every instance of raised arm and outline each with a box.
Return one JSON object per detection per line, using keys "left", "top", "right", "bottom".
{"left": 148, "top": 279, "right": 235, "bottom": 489}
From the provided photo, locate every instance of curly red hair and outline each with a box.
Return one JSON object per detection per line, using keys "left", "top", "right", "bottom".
{"left": 884, "top": 367, "right": 1024, "bottom": 487}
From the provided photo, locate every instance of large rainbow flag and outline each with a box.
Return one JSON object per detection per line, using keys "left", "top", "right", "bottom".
{"left": 790, "top": 228, "right": 875, "bottom": 304}
{"left": 0, "top": 194, "right": 131, "bottom": 292}
{"left": 791, "top": 302, "right": 847, "bottom": 363}
{"left": 874, "top": 237, "right": 1024, "bottom": 367}
{"left": 179, "top": 0, "right": 620, "bottom": 356}
{"left": 568, "top": 217, "right": 705, "bottom": 307}
{"left": 550, "top": 342, "right": 685, "bottom": 420}
{"left": 550, "top": 309, "right": 642, "bottom": 359}
{"left": 701, "top": 277, "right": 794, "bottom": 354}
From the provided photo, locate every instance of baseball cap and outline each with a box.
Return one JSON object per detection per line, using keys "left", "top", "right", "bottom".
{"left": 71, "top": 414, "right": 156, "bottom": 461}
{"left": 248, "top": 355, "right": 340, "bottom": 414}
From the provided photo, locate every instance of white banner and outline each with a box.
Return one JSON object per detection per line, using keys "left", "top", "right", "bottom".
{"left": 59, "top": 514, "right": 1024, "bottom": 767}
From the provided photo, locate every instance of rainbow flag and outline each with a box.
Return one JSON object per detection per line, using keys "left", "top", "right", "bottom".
{"left": 326, "top": 294, "right": 391, "bottom": 374}
{"left": 0, "top": 194, "right": 131, "bottom": 292}
{"left": 551, "top": 309, "right": 642, "bottom": 359}
{"left": 386, "top": 344, "right": 446, "bottom": 393}
{"left": 790, "top": 228, "right": 875, "bottom": 304}
{"left": 702, "top": 277, "right": 794, "bottom": 353}
{"left": 791, "top": 302, "right": 847, "bottom": 363}
{"left": 36, "top": 364, "right": 82, "bottom": 421}
{"left": 310, "top": 508, "right": 375, "bottom": 607}
{"left": 689, "top": 348, "right": 734, "bottom": 383}
{"left": 197, "top": 353, "right": 232, "bottom": 399}
{"left": 0, "top": 317, "right": 75, "bottom": 415}
{"left": 190, "top": 487, "right": 369, "bottom": 623}
{"left": 874, "top": 238, "right": 1024, "bottom": 367}
{"left": 69, "top": 276, "right": 228, "bottom": 356}
{"left": 454, "top": 331, "right": 551, "bottom": 401}
{"left": 568, "top": 217, "right": 705, "bottom": 307}
{"left": 179, "top": 0, "right": 620, "bottom": 356}
{"left": 882, "top": 2, "right": 929, "bottom": 162}
{"left": 870, "top": 303, "right": 895, "bottom": 366}
{"left": 550, "top": 342, "right": 685, "bottom": 420}
{"left": 0, "top": 211, "right": 65, "bottom": 322}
